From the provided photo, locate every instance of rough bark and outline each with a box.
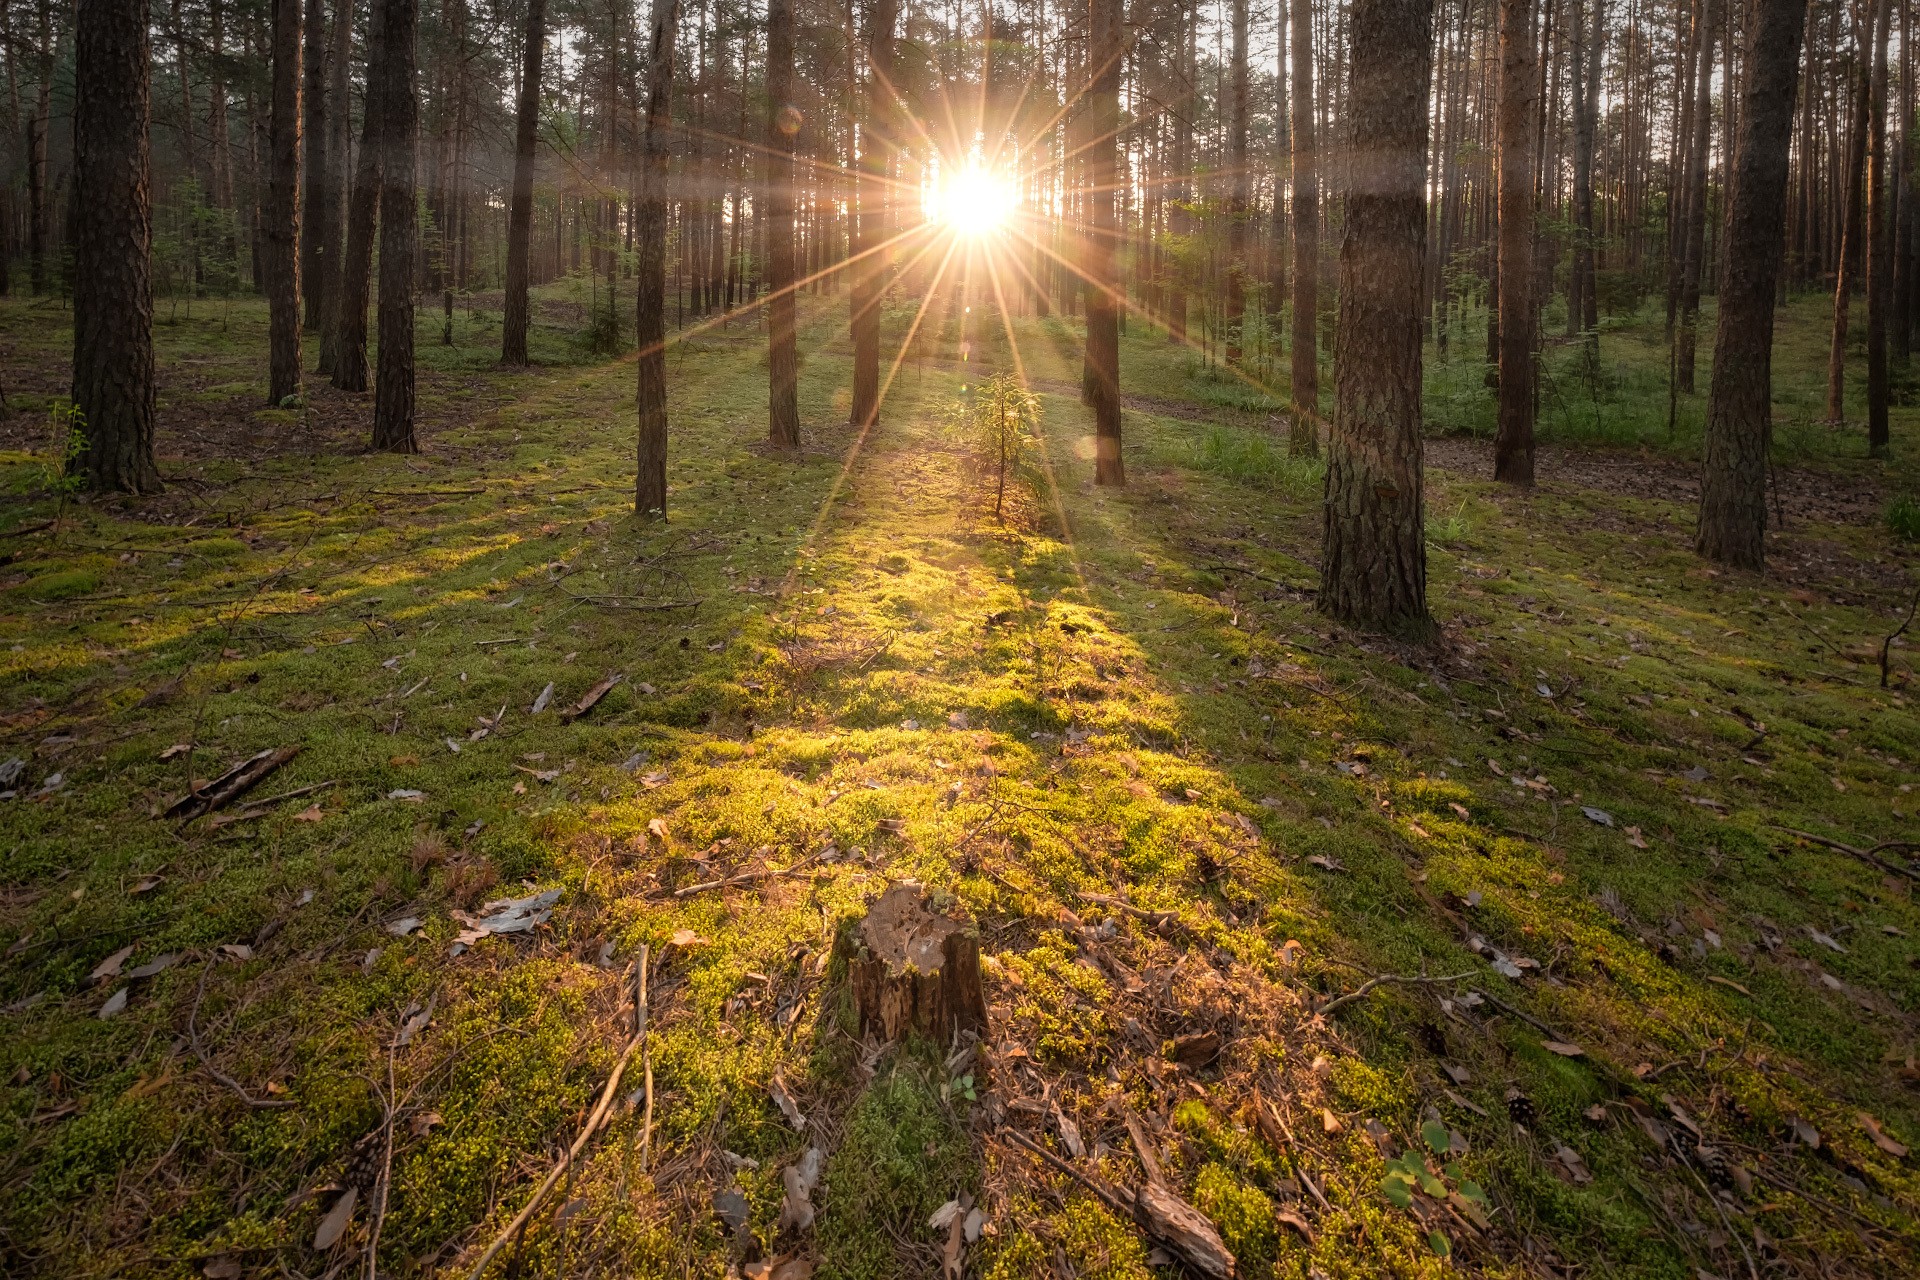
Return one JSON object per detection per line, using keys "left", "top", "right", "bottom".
{"left": 299, "top": 0, "right": 328, "bottom": 331}
{"left": 849, "top": 0, "right": 895, "bottom": 430}
{"left": 316, "top": 0, "right": 351, "bottom": 376}
{"left": 371, "top": 0, "right": 417, "bottom": 451}
{"left": 1494, "top": 0, "right": 1537, "bottom": 485}
{"left": 1288, "top": 0, "right": 1318, "bottom": 455}
{"left": 1697, "top": 0, "right": 1806, "bottom": 568}
{"left": 502, "top": 0, "right": 546, "bottom": 366}
{"left": 1225, "top": 0, "right": 1249, "bottom": 364}
{"left": 1086, "top": 0, "right": 1124, "bottom": 484}
{"left": 70, "top": 0, "right": 161, "bottom": 493}
{"left": 1319, "top": 0, "right": 1434, "bottom": 634}
{"left": 1865, "top": 0, "right": 1893, "bottom": 457}
{"left": 265, "top": 0, "right": 303, "bottom": 405}
{"left": 765, "top": 0, "right": 799, "bottom": 449}
{"left": 1828, "top": 24, "right": 1874, "bottom": 423}
{"left": 634, "top": 0, "right": 681, "bottom": 518}
{"left": 1674, "top": 0, "right": 1716, "bottom": 393}
{"left": 331, "top": 0, "right": 386, "bottom": 393}
{"left": 843, "top": 884, "right": 988, "bottom": 1044}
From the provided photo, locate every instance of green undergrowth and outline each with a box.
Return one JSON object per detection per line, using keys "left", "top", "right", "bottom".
{"left": 1, "top": 292, "right": 1918, "bottom": 1280}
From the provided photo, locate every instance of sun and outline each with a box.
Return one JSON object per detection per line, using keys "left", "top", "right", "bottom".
{"left": 927, "top": 163, "right": 1017, "bottom": 237}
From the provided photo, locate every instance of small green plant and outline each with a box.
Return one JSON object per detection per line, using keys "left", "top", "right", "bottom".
{"left": 947, "top": 372, "right": 1041, "bottom": 522}
{"left": 1888, "top": 493, "right": 1920, "bottom": 542}
{"left": 1380, "top": 1120, "right": 1490, "bottom": 1259}
{"left": 44, "top": 401, "right": 88, "bottom": 498}
{"left": 1426, "top": 500, "right": 1476, "bottom": 547}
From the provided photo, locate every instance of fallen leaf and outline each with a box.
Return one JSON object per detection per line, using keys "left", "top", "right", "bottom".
{"left": 387, "top": 788, "right": 425, "bottom": 802}
{"left": 1320, "top": 1107, "right": 1343, "bottom": 1134}
{"left": 1552, "top": 1142, "right": 1593, "bottom": 1183}
{"left": 409, "top": 1111, "right": 443, "bottom": 1138}
{"left": 312, "top": 1186, "right": 358, "bottom": 1250}
{"left": 1581, "top": 806, "right": 1615, "bottom": 827}
{"left": 712, "top": 1186, "right": 752, "bottom": 1233}
{"left": 779, "top": 1147, "right": 825, "bottom": 1232}
{"left": 770, "top": 1074, "right": 807, "bottom": 1130}
{"left": 1305, "top": 854, "right": 1346, "bottom": 872}
{"left": 1541, "top": 1040, "right": 1585, "bottom": 1057}
{"left": 159, "top": 743, "right": 192, "bottom": 761}
{"left": 294, "top": 804, "right": 324, "bottom": 822}
{"left": 564, "top": 672, "right": 624, "bottom": 719}
{"left": 385, "top": 917, "right": 423, "bottom": 937}
{"left": 1276, "top": 1209, "right": 1314, "bottom": 1242}
{"left": 641, "top": 771, "right": 669, "bottom": 788}
{"left": 219, "top": 943, "right": 254, "bottom": 961}
{"left": 203, "top": 1256, "right": 243, "bottom": 1279}
{"left": 1788, "top": 1116, "right": 1821, "bottom": 1148}
{"left": 98, "top": 987, "right": 128, "bottom": 1019}
{"left": 90, "top": 944, "right": 136, "bottom": 984}
{"left": 647, "top": 817, "right": 670, "bottom": 843}
{"left": 1624, "top": 825, "right": 1649, "bottom": 848}
{"left": 1806, "top": 927, "right": 1847, "bottom": 954}
{"left": 1859, "top": 1112, "right": 1910, "bottom": 1158}
{"left": 1706, "top": 975, "right": 1752, "bottom": 996}
{"left": 127, "top": 952, "right": 177, "bottom": 979}
{"left": 929, "top": 1198, "right": 963, "bottom": 1232}
{"left": 530, "top": 682, "right": 555, "bottom": 714}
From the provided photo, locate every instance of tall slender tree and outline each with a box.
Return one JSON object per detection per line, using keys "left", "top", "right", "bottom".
{"left": 1673, "top": 0, "right": 1716, "bottom": 393}
{"left": 299, "top": 0, "right": 328, "bottom": 331}
{"left": 264, "top": 0, "right": 303, "bottom": 404}
{"left": 1225, "top": 0, "right": 1249, "bottom": 364}
{"left": 70, "top": 0, "right": 161, "bottom": 492}
{"left": 1697, "top": 0, "right": 1809, "bottom": 567}
{"left": 371, "top": 0, "right": 418, "bottom": 450}
{"left": 501, "top": 0, "right": 547, "bottom": 366}
{"left": 849, "top": 0, "right": 895, "bottom": 431}
{"left": 1494, "top": 0, "right": 1536, "bottom": 484}
{"left": 1865, "top": 0, "right": 1893, "bottom": 457}
{"left": 1288, "top": 0, "right": 1318, "bottom": 455}
{"left": 332, "top": 0, "right": 386, "bottom": 393}
{"left": 765, "top": 0, "right": 799, "bottom": 449}
{"left": 1828, "top": 12, "right": 1875, "bottom": 423}
{"left": 1320, "top": 0, "right": 1436, "bottom": 631}
{"left": 316, "top": 0, "right": 351, "bottom": 376}
{"left": 634, "top": 0, "right": 681, "bottom": 517}
{"left": 1086, "top": 0, "right": 1124, "bottom": 485}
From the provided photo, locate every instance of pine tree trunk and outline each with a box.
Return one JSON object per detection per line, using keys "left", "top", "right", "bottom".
{"left": 1167, "top": 4, "right": 1193, "bottom": 344}
{"left": 264, "top": 0, "right": 303, "bottom": 405}
{"left": 71, "top": 0, "right": 161, "bottom": 493}
{"left": 371, "top": 0, "right": 417, "bottom": 451}
{"left": 1828, "top": 22, "right": 1874, "bottom": 423}
{"left": 1086, "top": 0, "right": 1124, "bottom": 485}
{"left": 1319, "top": 0, "right": 1434, "bottom": 634}
{"left": 331, "top": 0, "right": 385, "bottom": 393}
{"left": 299, "top": 0, "right": 328, "bottom": 331}
{"left": 1288, "top": 0, "right": 1318, "bottom": 454}
{"left": 1494, "top": 0, "right": 1537, "bottom": 485}
{"left": 765, "top": 0, "right": 799, "bottom": 450}
{"left": 315, "top": 0, "right": 351, "bottom": 376}
{"left": 634, "top": 0, "right": 681, "bottom": 518}
{"left": 1675, "top": 0, "right": 1716, "bottom": 394}
{"left": 1865, "top": 0, "right": 1892, "bottom": 457}
{"left": 1225, "top": 0, "right": 1249, "bottom": 364}
{"left": 849, "top": 0, "right": 894, "bottom": 430}
{"left": 502, "top": 0, "right": 547, "bottom": 365}
{"left": 1697, "top": 0, "right": 1808, "bottom": 568}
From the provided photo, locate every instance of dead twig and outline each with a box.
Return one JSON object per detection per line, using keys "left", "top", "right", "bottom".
{"left": 188, "top": 961, "right": 294, "bottom": 1109}
{"left": 1317, "top": 970, "right": 1476, "bottom": 1017}
{"left": 1881, "top": 581, "right": 1919, "bottom": 688}
{"left": 668, "top": 850, "right": 825, "bottom": 899}
{"left": 1767, "top": 825, "right": 1920, "bottom": 883}
{"left": 999, "top": 1128, "right": 1134, "bottom": 1216}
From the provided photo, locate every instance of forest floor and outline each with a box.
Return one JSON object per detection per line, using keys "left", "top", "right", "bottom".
{"left": 1, "top": 285, "right": 1919, "bottom": 1280}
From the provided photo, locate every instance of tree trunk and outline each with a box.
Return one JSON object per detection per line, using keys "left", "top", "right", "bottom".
{"left": 1086, "top": 0, "right": 1123, "bottom": 485}
{"left": 1167, "top": 4, "right": 1193, "bottom": 344}
{"left": 634, "top": 0, "right": 681, "bottom": 518}
{"left": 264, "top": 0, "right": 303, "bottom": 404}
{"left": 1319, "top": 0, "right": 1434, "bottom": 634}
{"left": 331, "top": 0, "right": 386, "bottom": 393}
{"left": 1288, "top": 0, "right": 1318, "bottom": 455}
{"left": 371, "top": 0, "right": 417, "bottom": 451}
{"left": 1828, "top": 19, "right": 1874, "bottom": 423}
{"left": 1494, "top": 0, "right": 1537, "bottom": 485}
{"left": 849, "top": 0, "right": 894, "bottom": 430}
{"left": 1697, "top": 0, "right": 1808, "bottom": 568}
{"left": 765, "top": 0, "right": 799, "bottom": 450}
{"left": 1225, "top": 0, "right": 1249, "bottom": 364}
{"left": 27, "top": 0, "right": 50, "bottom": 294}
{"left": 843, "top": 884, "right": 989, "bottom": 1045}
{"left": 1674, "top": 0, "right": 1717, "bottom": 394}
{"left": 1866, "top": 0, "right": 1892, "bottom": 457}
{"left": 502, "top": 0, "right": 547, "bottom": 365}
{"left": 299, "top": 0, "right": 328, "bottom": 331}
{"left": 70, "top": 0, "right": 161, "bottom": 493}
{"left": 315, "top": 0, "right": 351, "bottom": 376}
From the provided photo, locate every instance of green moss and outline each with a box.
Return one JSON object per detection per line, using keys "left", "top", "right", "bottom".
{"left": 1193, "top": 1162, "right": 1278, "bottom": 1268}
{"left": 817, "top": 1064, "right": 974, "bottom": 1280}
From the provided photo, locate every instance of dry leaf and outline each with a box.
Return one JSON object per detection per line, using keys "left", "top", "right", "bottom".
{"left": 648, "top": 817, "right": 670, "bottom": 842}
{"left": 294, "top": 803, "right": 324, "bottom": 822}
{"left": 530, "top": 682, "right": 555, "bottom": 714}
{"left": 159, "top": 743, "right": 192, "bottom": 761}
{"left": 1320, "top": 1107, "right": 1343, "bottom": 1134}
{"left": 312, "top": 1185, "right": 357, "bottom": 1250}
{"left": 778, "top": 1146, "right": 824, "bottom": 1232}
{"left": 98, "top": 987, "right": 128, "bottom": 1019}
{"left": 770, "top": 1074, "right": 807, "bottom": 1130}
{"left": 90, "top": 944, "right": 136, "bottom": 984}
{"left": 667, "top": 928, "right": 708, "bottom": 949}
{"left": 1706, "top": 975, "right": 1752, "bottom": 996}
{"left": 1541, "top": 1040, "right": 1585, "bottom": 1057}
{"left": 130, "top": 875, "right": 164, "bottom": 895}
{"left": 219, "top": 943, "right": 254, "bottom": 961}
{"left": 1859, "top": 1112, "right": 1910, "bottom": 1158}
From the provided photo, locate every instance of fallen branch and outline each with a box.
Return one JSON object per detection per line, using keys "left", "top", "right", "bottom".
{"left": 463, "top": 946, "right": 652, "bottom": 1280}
{"left": 668, "top": 850, "right": 825, "bottom": 898}
{"left": 164, "top": 745, "right": 302, "bottom": 822}
{"left": 1077, "top": 892, "right": 1176, "bottom": 931}
{"left": 1317, "top": 970, "right": 1476, "bottom": 1017}
{"left": 1470, "top": 988, "right": 1569, "bottom": 1041}
{"left": 366, "top": 488, "right": 486, "bottom": 498}
{"left": 1881, "top": 581, "right": 1919, "bottom": 688}
{"left": 999, "top": 1128, "right": 1133, "bottom": 1217}
{"left": 1767, "top": 825, "right": 1920, "bottom": 883}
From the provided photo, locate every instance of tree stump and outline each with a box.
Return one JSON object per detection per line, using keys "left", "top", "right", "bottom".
{"left": 845, "top": 883, "right": 989, "bottom": 1043}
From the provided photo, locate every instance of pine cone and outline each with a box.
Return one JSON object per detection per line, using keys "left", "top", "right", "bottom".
{"left": 1696, "top": 1141, "right": 1732, "bottom": 1184}
{"left": 1505, "top": 1087, "right": 1537, "bottom": 1127}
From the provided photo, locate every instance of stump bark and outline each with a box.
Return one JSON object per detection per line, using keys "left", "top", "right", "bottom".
{"left": 846, "top": 883, "right": 989, "bottom": 1043}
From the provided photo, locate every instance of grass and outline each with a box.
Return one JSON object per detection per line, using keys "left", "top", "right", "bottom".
{"left": 0, "top": 279, "right": 1917, "bottom": 1280}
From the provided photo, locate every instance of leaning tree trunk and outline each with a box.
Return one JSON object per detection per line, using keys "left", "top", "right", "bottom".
{"left": 501, "top": 0, "right": 546, "bottom": 366}
{"left": 634, "top": 0, "right": 682, "bottom": 518}
{"left": 1319, "top": 0, "right": 1435, "bottom": 635}
{"left": 1866, "top": 0, "right": 1893, "bottom": 458}
{"left": 264, "top": 0, "right": 303, "bottom": 405}
{"left": 1493, "top": 0, "right": 1537, "bottom": 485}
{"left": 331, "top": 0, "right": 386, "bottom": 393}
{"left": 1086, "top": 0, "right": 1124, "bottom": 485}
{"left": 70, "top": 0, "right": 161, "bottom": 493}
{"left": 299, "top": 0, "right": 328, "bottom": 332}
{"left": 765, "top": 0, "right": 799, "bottom": 449}
{"left": 843, "top": 884, "right": 989, "bottom": 1044}
{"left": 371, "top": 0, "right": 418, "bottom": 451}
{"left": 1697, "top": 0, "right": 1808, "bottom": 568}
{"left": 848, "top": 0, "right": 894, "bottom": 431}
{"left": 1288, "top": 0, "right": 1318, "bottom": 455}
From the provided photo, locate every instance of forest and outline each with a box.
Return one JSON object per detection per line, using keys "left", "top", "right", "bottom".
{"left": 2, "top": 0, "right": 1919, "bottom": 1273}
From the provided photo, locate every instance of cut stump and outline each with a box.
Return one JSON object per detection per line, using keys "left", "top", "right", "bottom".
{"left": 846, "top": 883, "right": 989, "bottom": 1043}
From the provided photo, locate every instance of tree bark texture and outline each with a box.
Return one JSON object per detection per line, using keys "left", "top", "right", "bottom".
{"left": 843, "top": 884, "right": 989, "bottom": 1044}
{"left": 1865, "top": 0, "right": 1893, "bottom": 457}
{"left": 316, "top": 0, "right": 352, "bottom": 376}
{"left": 765, "top": 0, "right": 799, "bottom": 449}
{"left": 1086, "top": 0, "right": 1124, "bottom": 485}
{"left": 265, "top": 0, "right": 303, "bottom": 404}
{"left": 299, "top": 0, "right": 328, "bottom": 331}
{"left": 1319, "top": 0, "right": 1434, "bottom": 634}
{"left": 71, "top": 0, "right": 161, "bottom": 493}
{"left": 1828, "top": 22, "right": 1874, "bottom": 423}
{"left": 1675, "top": 0, "right": 1716, "bottom": 394}
{"left": 1494, "top": 0, "right": 1537, "bottom": 485}
{"left": 371, "top": 0, "right": 417, "bottom": 451}
{"left": 1225, "top": 0, "right": 1249, "bottom": 364}
{"left": 849, "top": 0, "right": 895, "bottom": 430}
{"left": 332, "top": 0, "right": 386, "bottom": 393}
{"left": 634, "top": 0, "right": 681, "bottom": 518}
{"left": 1288, "top": 0, "right": 1318, "bottom": 455}
{"left": 501, "top": 0, "right": 546, "bottom": 366}
{"left": 1697, "top": 0, "right": 1807, "bottom": 569}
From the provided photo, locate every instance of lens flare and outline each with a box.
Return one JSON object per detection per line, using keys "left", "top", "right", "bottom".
{"left": 927, "top": 163, "right": 1017, "bottom": 236}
